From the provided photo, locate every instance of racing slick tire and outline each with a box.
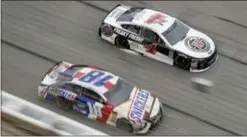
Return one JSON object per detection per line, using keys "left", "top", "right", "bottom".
{"left": 98, "top": 27, "right": 102, "bottom": 37}
{"left": 116, "top": 118, "right": 133, "bottom": 133}
{"left": 174, "top": 53, "right": 190, "bottom": 70}
{"left": 56, "top": 96, "right": 73, "bottom": 110}
{"left": 115, "top": 36, "right": 130, "bottom": 49}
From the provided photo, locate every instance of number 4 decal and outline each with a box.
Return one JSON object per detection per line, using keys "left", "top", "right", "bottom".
{"left": 79, "top": 70, "right": 113, "bottom": 86}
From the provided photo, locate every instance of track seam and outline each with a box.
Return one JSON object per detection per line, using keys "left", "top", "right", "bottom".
{"left": 1, "top": 39, "right": 240, "bottom": 135}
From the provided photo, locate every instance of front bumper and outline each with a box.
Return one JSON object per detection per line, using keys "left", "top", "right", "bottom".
{"left": 135, "top": 106, "right": 163, "bottom": 134}
{"left": 190, "top": 50, "right": 218, "bottom": 73}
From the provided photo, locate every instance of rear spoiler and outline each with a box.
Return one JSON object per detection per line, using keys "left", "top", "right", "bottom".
{"left": 101, "top": 4, "right": 121, "bottom": 24}
{"left": 41, "top": 61, "right": 72, "bottom": 81}
{"left": 41, "top": 61, "right": 108, "bottom": 81}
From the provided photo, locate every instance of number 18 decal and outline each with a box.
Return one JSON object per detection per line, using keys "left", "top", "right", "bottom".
{"left": 79, "top": 70, "right": 113, "bottom": 86}
{"left": 87, "top": 102, "right": 103, "bottom": 117}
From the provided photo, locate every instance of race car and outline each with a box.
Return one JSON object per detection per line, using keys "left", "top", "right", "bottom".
{"left": 98, "top": 4, "right": 218, "bottom": 72}
{"left": 38, "top": 61, "right": 163, "bottom": 134}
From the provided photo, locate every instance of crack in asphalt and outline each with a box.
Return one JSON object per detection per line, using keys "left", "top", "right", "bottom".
{"left": 1, "top": 39, "right": 239, "bottom": 136}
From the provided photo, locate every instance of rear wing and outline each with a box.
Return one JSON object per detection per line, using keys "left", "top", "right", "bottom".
{"left": 101, "top": 4, "right": 131, "bottom": 24}
{"left": 41, "top": 61, "right": 73, "bottom": 81}
{"left": 41, "top": 61, "right": 107, "bottom": 81}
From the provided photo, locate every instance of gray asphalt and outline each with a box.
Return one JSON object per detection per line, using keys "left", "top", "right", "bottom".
{"left": 2, "top": 1, "right": 247, "bottom": 135}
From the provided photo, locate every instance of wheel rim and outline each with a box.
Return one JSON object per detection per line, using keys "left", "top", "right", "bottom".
{"left": 177, "top": 56, "right": 189, "bottom": 69}
{"left": 116, "top": 37, "right": 129, "bottom": 49}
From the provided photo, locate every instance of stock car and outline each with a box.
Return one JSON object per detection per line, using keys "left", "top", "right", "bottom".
{"left": 99, "top": 4, "right": 218, "bottom": 72}
{"left": 38, "top": 61, "right": 163, "bottom": 134}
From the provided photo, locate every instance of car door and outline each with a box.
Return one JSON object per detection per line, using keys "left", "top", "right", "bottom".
{"left": 121, "top": 24, "right": 146, "bottom": 53}
{"left": 140, "top": 27, "right": 174, "bottom": 65}
{"left": 74, "top": 87, "right": 114, "bottom": 123}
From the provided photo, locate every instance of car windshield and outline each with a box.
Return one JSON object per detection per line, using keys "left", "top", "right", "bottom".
{"left": 103, "top": 78, "right": 134, "bottom": 106}
{"left": 162, "top": 20, "right": 190, "bottom": 45}
{"left": 117, "top": 8, "right": 144, "bottom": 22}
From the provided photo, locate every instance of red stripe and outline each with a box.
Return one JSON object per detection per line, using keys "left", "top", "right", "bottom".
{"left": 104, "top": 82, "right": 114, "bottom": 90}
{"left": 74, "top": 72, "right": 85, "bottom": 79}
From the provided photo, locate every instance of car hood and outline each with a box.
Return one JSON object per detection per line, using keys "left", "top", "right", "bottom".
{"left": 113, "top": 87, "right": 161, "bottom": 123}
{"left": 171, "top": 28, "right": 216, "bottom": 59}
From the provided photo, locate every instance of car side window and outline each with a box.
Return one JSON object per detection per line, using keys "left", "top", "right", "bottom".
{"left": 63, "top": 83, "right": 84, "bottom": 95}
{"left": 158, "top": 38, "right": 167, "bottom": 47}
{"left": 121, "top": 24, "right": 141, "bottom": 34}
{"left": 83, "top": 88, "right": 104, "bottom": 104}
{"left": 140, "top": 28, "right": 159, "bottom": 42}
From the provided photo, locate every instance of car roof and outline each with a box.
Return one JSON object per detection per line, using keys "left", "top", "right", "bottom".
{"left": 71, "top": 67, "right": 119, "bottom": 96}
{"left": 128, "top": 9, "right": 176, "bottom": 34}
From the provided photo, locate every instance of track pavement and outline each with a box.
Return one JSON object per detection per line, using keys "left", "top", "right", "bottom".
{"left": 2, "top": 1, "right": 247, "bottom": 135}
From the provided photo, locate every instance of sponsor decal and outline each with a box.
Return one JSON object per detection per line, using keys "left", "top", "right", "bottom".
{"left": 185, "top": 37, "right": 210, "bottom": 52}
{"left": 169, "top": 51, "right": 174, "bottom": 58}
{"left": 49, "top": 87, "right": 77, "bottom": 101}
{"left": 114, "top": 28, "right": 144, "bottom": 43}
{"left": 145, "top": 13, "right": 167, "bottom": 25}
{"left": 129, "top": 89, "right": 149, "bottom": 122}
{"left": 101, "top": 24, "right": 114, "bottom": 37}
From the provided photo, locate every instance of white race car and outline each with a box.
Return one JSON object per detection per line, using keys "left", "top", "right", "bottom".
{"left": 38, "top": 61, "right": 163, "bottom": 135}
{"left": 99, "top": 4, "right": 218, "bottom": 72}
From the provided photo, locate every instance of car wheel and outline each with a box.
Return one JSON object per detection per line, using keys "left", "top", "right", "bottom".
{"left": 115, "top": 36, "right": 130, "bottom": 49}
{"left": 98, "top": 27, "right": 102, "bottom": 37}
{"left": 175, "top": 54, "right": 190, "bottom": 70}
{"left": 57, "top": 96, "right": 72, "bottom": 110}
{"left": 116, "top": 118, "right": 133, "bottom": 133}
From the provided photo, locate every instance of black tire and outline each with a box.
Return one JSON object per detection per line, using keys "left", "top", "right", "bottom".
{"left": 115, "top": 36, "right": 130, "bottom": 49}
{"left": 98, "top": 27, "right": 102, "bottom": 37}
{"left": 116, "top": 118, "right": 133, "bottom": 133}
{"left": 174, "top": 54, "right": 190, "bottom": 70}
{"left": 56, "top": 96, "right": 73, "bottom": 110}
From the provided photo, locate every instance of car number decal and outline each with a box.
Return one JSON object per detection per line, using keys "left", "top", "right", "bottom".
{"left": 87, "top": 102, "right": 103, "bottom": 118}
{"left": 78, "top": 70, "right": 113, "bottom": 87}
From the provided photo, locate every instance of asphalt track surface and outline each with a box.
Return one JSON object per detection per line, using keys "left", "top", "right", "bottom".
{"left": 2, "top": 1, "right": 247, "bottom": 135}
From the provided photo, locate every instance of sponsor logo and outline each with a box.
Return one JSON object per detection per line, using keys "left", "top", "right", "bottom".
{"left": 129, "top": 89, "right": 149, "bottom": 122}
{"left": 145, "top": 13, "right": 167, "bottom": 25}
{"left": 185, "top": 37, "right": 210, "bottom": 52}
{"left": 114, "top": 28, "right": 144, "bottom": 43}
{"left": 101, "top": 24, "right": 114, "bottom": 37}
{"left": 49, "top": 87, "right": 77, "bottom": 101}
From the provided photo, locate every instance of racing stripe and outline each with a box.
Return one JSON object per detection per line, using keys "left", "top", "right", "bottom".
{"left": 74, "top": 72, "right": 86, "bottom": 79}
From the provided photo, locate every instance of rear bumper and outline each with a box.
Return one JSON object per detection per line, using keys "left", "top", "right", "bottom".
{"left": 101, "top": 4, "right": 121, "bottom": 24}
